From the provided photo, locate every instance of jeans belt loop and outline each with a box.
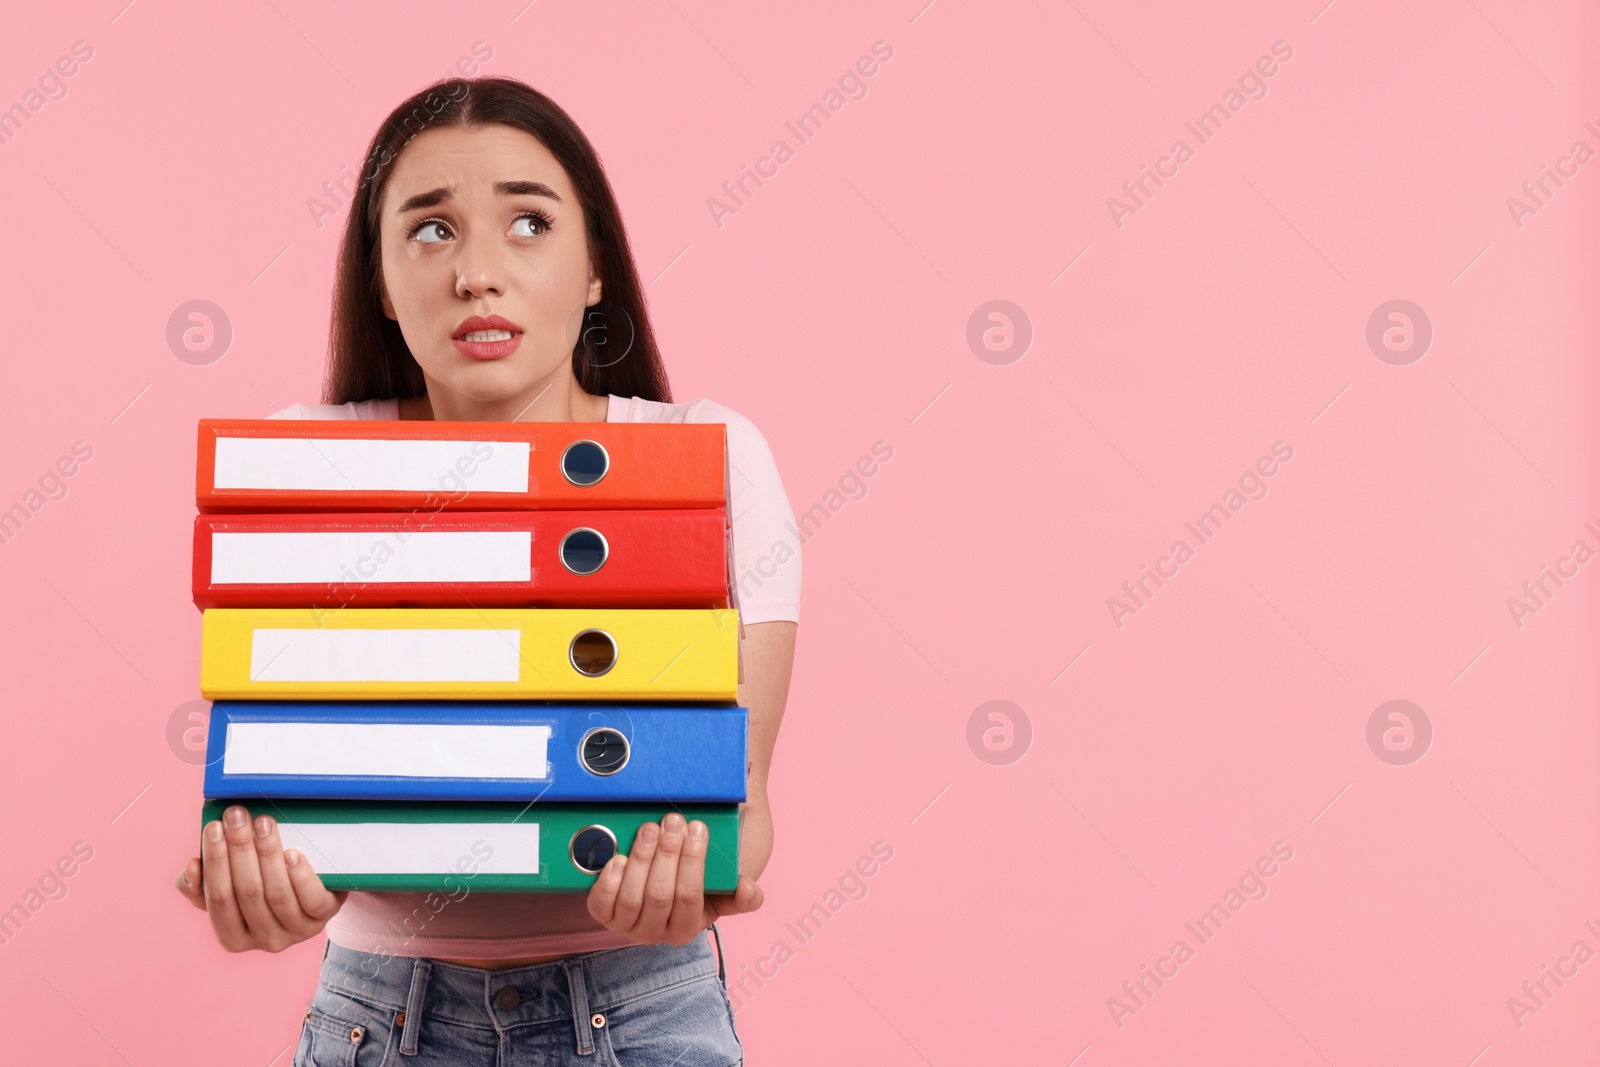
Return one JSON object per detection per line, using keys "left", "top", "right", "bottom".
{"left": 565, "top": 958, "right": 596, "bottom": 1056}
{"left": 399, "top": 958, "right": 432, "bottom": 1056}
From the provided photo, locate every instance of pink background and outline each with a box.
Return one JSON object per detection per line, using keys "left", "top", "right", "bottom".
{"left": 1, "top": 0, "right": 1596, "bottom": 1062}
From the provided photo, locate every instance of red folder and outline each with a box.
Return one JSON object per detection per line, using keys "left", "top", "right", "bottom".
{"left": 192, "top": 509, "right": 732, "bottom": 609}
{"left": 196, "top": 419, "right": 727, "bottom": 512}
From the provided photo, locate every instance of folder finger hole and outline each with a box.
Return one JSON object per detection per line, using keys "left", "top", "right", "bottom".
{"left": 559, "top": 440, "right": 610, "bottom": 486}
{"left": 579, "top": 727, "right": 630, "bottom": 776}
{"left": 558, "top": 527, "right": 609, "bottom": 575}
{"left": 569, "top": 629, "right": 618, "bottom": 676}
{"left": 570, "top": 824, "right": 618, "bottom": 874}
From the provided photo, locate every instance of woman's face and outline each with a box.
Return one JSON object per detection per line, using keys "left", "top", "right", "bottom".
{"left": 376, "top": 123, "right": 601, "bottom": 404}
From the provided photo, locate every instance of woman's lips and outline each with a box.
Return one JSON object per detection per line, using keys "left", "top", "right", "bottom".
{"left": 453, "top": 329, "right": 522, "bottom": 360}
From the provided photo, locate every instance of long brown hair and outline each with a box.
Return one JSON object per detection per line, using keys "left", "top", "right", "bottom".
{"left": 323, "top": 76, "right": 671, "bottom": 406}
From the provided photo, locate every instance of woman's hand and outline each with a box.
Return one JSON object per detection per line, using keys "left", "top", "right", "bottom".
{"left": 175, "top": 804, "right": 348, "bottom": 953}
{"left": 586, "top": 799, "right": 772, "bottom": 946}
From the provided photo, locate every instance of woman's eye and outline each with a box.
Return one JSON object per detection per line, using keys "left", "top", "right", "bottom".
{"left": 411, "top": 220, "right": 451, "bottom": 243}
{"left": 512, "top": 213, "right": 551, "bottom": 237}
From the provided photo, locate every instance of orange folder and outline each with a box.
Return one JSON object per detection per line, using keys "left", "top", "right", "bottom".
{"left": 196, "top": 419, "right": 728, "bottom": 512}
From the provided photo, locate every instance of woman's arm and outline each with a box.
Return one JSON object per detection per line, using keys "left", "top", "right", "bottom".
{"left": 730, "top": 619, "right": 797, "bottom": 880}
{"left": 588, "top": 619, "right": 798, "bottom": 943}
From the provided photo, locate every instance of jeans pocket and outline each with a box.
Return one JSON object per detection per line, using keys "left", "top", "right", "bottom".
{"left": 600, "top": 974, "right": 743, "bottom": 1067}
{"left": 294, "top": 993, "right": 397, "bottom": 1067}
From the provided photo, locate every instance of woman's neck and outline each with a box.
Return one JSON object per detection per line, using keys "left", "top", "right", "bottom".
{"left": 400, "top": 380, "right": 608, "bottom": 423}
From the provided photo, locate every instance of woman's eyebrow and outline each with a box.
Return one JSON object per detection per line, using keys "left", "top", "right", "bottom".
{"left": 394, "top": 180, "right": 565, "bottom": 215}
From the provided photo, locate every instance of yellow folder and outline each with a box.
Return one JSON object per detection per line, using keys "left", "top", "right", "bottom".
{"left": 200, "top": 607, "right": 739, "bottom": 700}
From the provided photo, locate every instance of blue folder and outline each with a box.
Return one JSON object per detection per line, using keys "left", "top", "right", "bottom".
{"left": 202, "top": 701, "right": 747, "bottom": 802}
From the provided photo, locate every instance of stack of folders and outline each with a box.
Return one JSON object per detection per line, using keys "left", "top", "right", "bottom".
{"left": 192, "top": 417, "right": 746, "bottom": 894}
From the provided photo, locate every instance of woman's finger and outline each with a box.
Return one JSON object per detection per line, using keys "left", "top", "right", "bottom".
{"left": 636, "top": 813, "right": 687, "bottom": 938}
{"left": 200, "top": 818, "right": 250, "bottom": 948}
{"left": 664, "top": 818, "right": 709, "bottom": 945}
{"left": 175, "top": 857, "right": 207, "bottom": 911}
{"left": 610, "top": 821, "right": 661, "bottom": 931}
{"left": 221, "top": 805, "right": 290, "bottom": 947}
{"left": 585, "top": 854, "right": 628, "bottom": 926}
{"left": 250, "top": 815, "right": 315, "bottom": 935}
{"left": 284, "top": 847, "right": 346, "bottom": 923}
{"left": 705, "top": 875, "right": 765, "bottom": 924}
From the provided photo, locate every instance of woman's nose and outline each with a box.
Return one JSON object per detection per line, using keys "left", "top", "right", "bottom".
{"left": 453, "top": 234, "right": 510, "bottom": 299}
{"left": 455, "top": 265, "right": 503, "bottom": 299}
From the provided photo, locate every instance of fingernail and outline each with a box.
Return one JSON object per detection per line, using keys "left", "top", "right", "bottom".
{"left": 181, "top": 869, "right": 191, "bottom": 887}
{"left": 225, "top": 806, "right": 246, "bottom": 828}
{"left": 640, "top": 823, "right": 659, "bottom": 844}
{"left": 285, "top": 849, "right": 300, "bottom": 867}
{"left": 689, "top": 820, "right": 707, "bottom": 840}
{"left": 664, "top": 813, "right": 685, "bottom": 834}
{"left": 205, "top": 821, "right": 223, "bottom": 842}
{"left": 254, "top": 816, "right": 273, "bottom": 838}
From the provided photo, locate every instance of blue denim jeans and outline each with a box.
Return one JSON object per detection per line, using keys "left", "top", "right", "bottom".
{"left": 294, "top": 928, "right": 743, "bottom": 1066}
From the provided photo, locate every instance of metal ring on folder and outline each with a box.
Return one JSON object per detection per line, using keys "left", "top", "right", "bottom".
{"left": 558, "top": 527, "right": 609, "bottom": 575}
{"left": 559, "top": 440, "right": 610, "bottom": 486}
{"left": 570, "top": 824, "right": 618, "bottom": 874}
{"left": 568, "top": 629, "right": 618, "bottom": 677}
{"left": 579, "top": 727, "right": 630, "bottom": 776}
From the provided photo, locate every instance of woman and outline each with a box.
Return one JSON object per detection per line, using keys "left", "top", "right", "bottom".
{"left": 174, "top": 76, "right": 800, "bottom": 1066}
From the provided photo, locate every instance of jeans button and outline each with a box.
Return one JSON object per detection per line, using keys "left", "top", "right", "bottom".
{"left": 591, "top": 1012, "right": 606, "bottom": 1028}
{"left": 495, "top": 986, "right": 521, "bottom": 1010}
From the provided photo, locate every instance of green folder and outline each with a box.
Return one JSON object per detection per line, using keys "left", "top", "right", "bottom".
{"left": 199, "top": 799, "right": 741, "bottom": 892}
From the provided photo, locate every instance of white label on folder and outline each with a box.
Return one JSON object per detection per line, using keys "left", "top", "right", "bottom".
{"left": 223, "top": 722, "right": 552, "bottom": 779}
{"left": 213, "top": 436, "right": 531, "bottom": 493}
{"left": 249, "top": 628, "right": 523, "bottom": 682}
{"left": 275, "top": 821, "right": 540, "bottom": 874}
{"left": 211, "top": 531, "right": 533, "bottom": 584}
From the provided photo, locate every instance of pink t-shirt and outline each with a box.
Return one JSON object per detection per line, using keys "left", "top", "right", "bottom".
{"left": 262, "top": 392, "right": 800, "bottom": 958}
